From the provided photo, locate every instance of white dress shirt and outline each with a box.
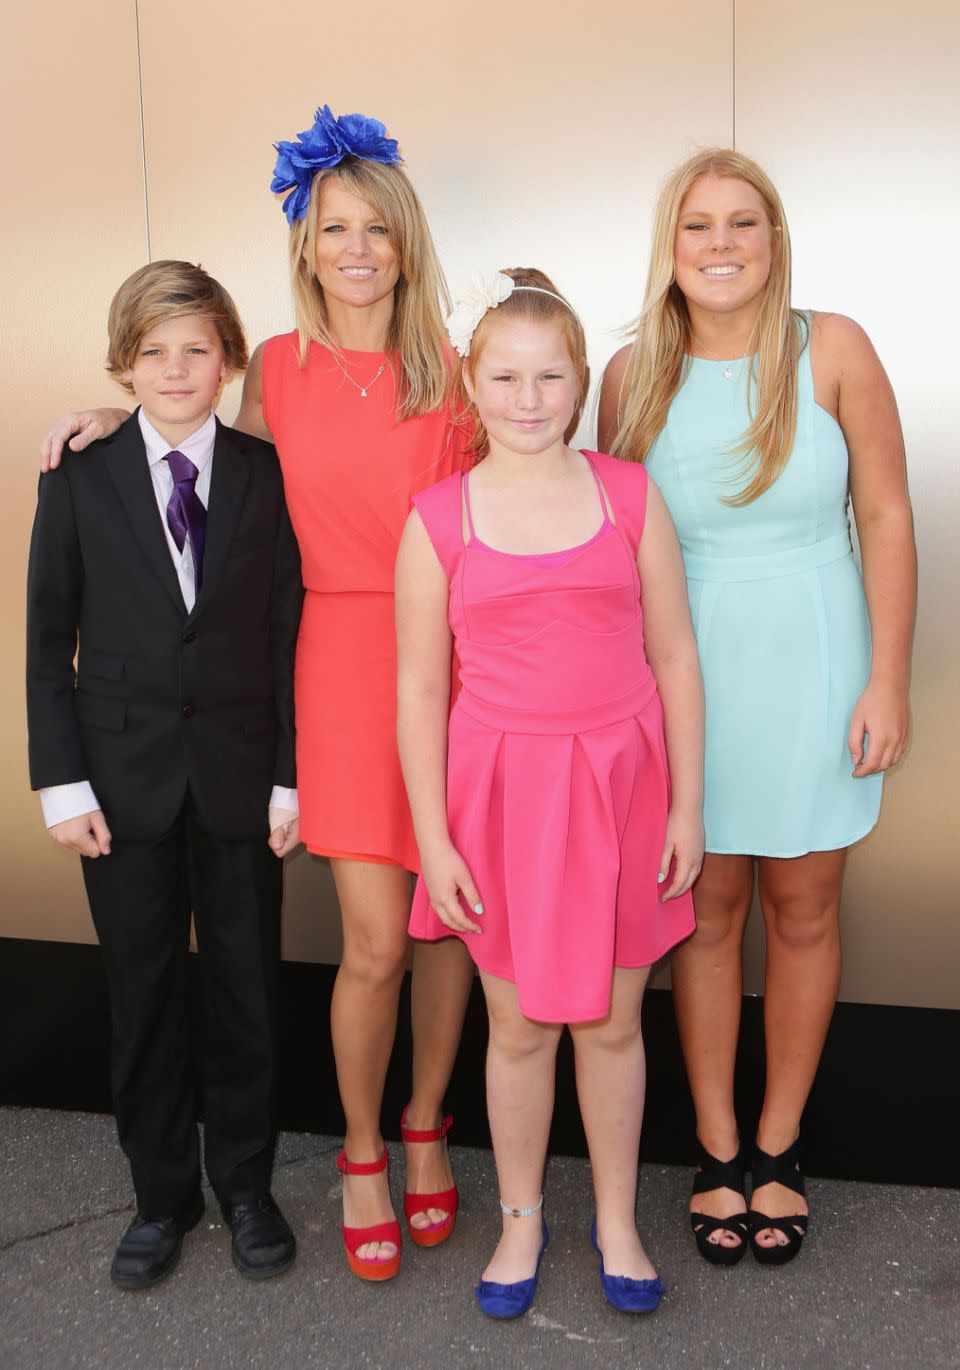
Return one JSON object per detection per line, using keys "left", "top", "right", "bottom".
{"left": 40, "top": 410, "right": 297, "bottom": 827}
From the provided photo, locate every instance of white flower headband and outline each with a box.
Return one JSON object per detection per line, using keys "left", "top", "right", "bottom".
{"left": 446, "top": 272, "right": 571, "bottom": 358}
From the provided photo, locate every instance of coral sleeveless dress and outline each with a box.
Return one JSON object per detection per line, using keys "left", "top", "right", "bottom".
{"left": 645, "top": 327, "right": 881, "bottom": 857}
{"left": 408, "top": 451, "right": 695, "bottom": 1023}
{"left": 261, "top": 332, "right": 466, "bottom": 869}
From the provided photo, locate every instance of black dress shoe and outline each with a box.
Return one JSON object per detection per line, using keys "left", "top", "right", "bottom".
{"left": 222, "top": 1194, "right": 296, "bottom": 1279}
{"left": 111, "top": 1193, "right": 205, "bottom": 1290}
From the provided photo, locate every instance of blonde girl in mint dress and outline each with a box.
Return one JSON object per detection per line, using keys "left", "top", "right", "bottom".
{"left": 599, "top": 149, "right": 915, "bottom": 1267}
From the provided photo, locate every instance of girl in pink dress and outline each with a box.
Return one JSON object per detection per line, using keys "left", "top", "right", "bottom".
{"left": 396, "top": 269, "right": 704, "bottom": 1317}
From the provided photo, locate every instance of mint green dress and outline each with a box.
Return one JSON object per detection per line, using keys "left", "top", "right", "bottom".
{"left": 645, "top": 327, "right": 882, "bottom": 857}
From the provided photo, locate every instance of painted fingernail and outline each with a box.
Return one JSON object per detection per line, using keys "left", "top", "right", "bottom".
{"left": 657, "top": 873, "right": 666, "bottom": 884}
{"left": 473, "top": 903, "right": 484, "bottom": 915}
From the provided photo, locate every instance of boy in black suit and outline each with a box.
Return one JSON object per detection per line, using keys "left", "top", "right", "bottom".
{"left": 26, "top": 261, "right": 303, "bottom": 1288}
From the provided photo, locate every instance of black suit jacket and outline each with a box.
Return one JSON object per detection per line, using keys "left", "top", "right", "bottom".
{"left": 26, "top": 412, "right": 304, "bottom": 840}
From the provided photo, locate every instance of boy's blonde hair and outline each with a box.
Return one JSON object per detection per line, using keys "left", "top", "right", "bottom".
{"left": 458, "top": 267, "right": 589, "bottom": 462}
{"left": 107, "top": 260, "right": 249, "bottom": 393}
{"left": 611, "top": 149, "right": 806, "bottom": 505}
{"left": 287, "top": 160, "right": 451, "bottom": 419}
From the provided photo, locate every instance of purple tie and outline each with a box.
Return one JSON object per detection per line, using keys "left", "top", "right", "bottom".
{"left": 165, "top": 450, "right": 206, "bottom": 593}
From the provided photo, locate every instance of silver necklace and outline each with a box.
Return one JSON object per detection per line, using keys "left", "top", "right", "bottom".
{"left": 691, "top": 334, "right": 746, "bottom": 380}
{"left": 329, "top": 349, "right": 387, "bottom": 399}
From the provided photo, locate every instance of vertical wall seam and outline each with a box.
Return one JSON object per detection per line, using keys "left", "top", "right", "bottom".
{"left": 732, "top": 0, "right": 737, "bottom": 147}
{"left": 134, "top": 0, "right": 151, "bottom": 260}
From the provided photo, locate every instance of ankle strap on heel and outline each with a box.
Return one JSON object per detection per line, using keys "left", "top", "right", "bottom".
{"left": 337, "top": 1146, "right": 389, "bottom": 1177}
{"left": 751, "top": 1139, "right": 805, "bottom": 1197}
{"left": 691, "top": 1139, "right": 746, "bottom": 1197}
{"left": 400, "top": 1106, "right": 453, "bottom": 1144}
{"left": 500, "top": 1194, "right": 543, "bottom": 1219}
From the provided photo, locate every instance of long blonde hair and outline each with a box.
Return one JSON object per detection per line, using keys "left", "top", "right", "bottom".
{"left": 287, "top": 159, "right": 450, "bottom": 419}
{"left": 612, "top": 149, "right": 807, "bottom": 505}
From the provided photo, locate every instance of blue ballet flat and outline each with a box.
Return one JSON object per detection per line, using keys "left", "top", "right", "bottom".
{"left": 590, "top": 1221, "right": 665, "bottom": 1314}
{"left": 475, "top": 1220, "right": 549, "bottom": 1319}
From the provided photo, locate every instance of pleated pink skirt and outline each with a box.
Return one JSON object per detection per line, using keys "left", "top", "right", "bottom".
{"left": 409, "top": 687, "right": 694, "bottom": 1023}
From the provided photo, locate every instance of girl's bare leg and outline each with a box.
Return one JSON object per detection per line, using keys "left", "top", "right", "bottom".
{"left": 479, "top": 972, "right": 561, "bottom": 1284}
{"left": 571, "top": 966, "right": 657, "bottom": 1279}
{"left": 671, "top": 853, "right": 754, "bottom": 1249}
{"left": 330, "top": 858, "right": 411, "bottom": 1263}
{"left": 752, "top": 848, "right": 846, "bottom": 1248}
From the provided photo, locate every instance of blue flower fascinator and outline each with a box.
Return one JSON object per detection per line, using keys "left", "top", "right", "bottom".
{"left": 270, "top": 105, "right": 403, "bottom": 225}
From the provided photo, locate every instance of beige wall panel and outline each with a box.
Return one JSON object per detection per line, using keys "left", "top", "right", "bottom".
{"left": 137, "top": 2, "right": 733, "bottom": 443}
{"left": 137, "top": 0, "right": 732, "bottom": 964}
{"left": 735, "top": 0, "right": 959, "bottom": 1007}
{"left": 1, "top": 5, "right": 147, "bottom": 942}
{"left": 5, "top": 1, "right": 954, "bottom": 1012}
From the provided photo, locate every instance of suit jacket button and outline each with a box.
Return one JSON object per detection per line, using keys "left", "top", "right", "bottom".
{"left": 182, "top": 704, "right": 196, "bottom": 719}
{"left": 183, "top": 629, "right": 198, "bottom": 643}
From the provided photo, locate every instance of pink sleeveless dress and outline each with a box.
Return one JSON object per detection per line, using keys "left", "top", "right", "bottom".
{"left": 408, "top": 451, "right": 695, "bottom": 1023}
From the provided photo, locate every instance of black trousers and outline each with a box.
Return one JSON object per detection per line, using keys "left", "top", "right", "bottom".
{"left": 81, "top": 796, "right": 282, "bottom": 1220}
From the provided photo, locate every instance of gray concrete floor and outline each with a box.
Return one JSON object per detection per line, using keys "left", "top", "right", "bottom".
{"left": 1, "top": 1107, "right": 957, "bottom": 1370}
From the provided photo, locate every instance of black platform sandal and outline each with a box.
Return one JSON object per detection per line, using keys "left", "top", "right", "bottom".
{"left": 747, "top": 1139, "right": 809, "bottom": 1266}
{"left": 689, "top": 1139, "right": 749, "bottom": 1266}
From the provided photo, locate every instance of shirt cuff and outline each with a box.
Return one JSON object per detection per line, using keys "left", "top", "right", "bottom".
{"left": 39, "top": 781, "right": 101, "bottom": 829}
{"left": 269, "top": 786, "right": 298, "bottom": 815}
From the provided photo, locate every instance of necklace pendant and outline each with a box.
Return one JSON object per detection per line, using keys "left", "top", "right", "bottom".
{"left": 360, "top": 388, "right": 367, "bottom": 398}
{"left": 723, "top": 368, "right": 733, "bottom": 379}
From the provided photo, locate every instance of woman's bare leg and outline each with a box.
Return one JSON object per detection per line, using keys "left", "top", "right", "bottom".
{"left": 330, "top": 858, "right": 411, "bottom": 1263}
{"left": 479, "top": 972, "right": 561, "bottom": 1284}
{"left": 752, "top": 848, "right": 846, "bottom": 1248}
{"left": 404, "top": 937, "right": 475, "bottom": 1228}
{"left": 570, "top": 966, "right": 657, "bottom": 1279}
{"left": 671, "top": 853, "right": 754, "bottom": 1249}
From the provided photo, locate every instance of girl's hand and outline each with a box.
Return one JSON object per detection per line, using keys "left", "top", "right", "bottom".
{"left": 420, "top": 840, "right": 484, "bottom": 934}
{"left": 848, "top": 679, "right": 910, "bottom": 776}
{"left": 40, "top": 408, "right": 130, "bottom": 471}
{"left": 658, "top": 808, "right": 704, "bottom": 901}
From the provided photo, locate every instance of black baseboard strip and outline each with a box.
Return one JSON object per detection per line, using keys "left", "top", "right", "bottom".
{"left": 1, "top": 938, "right": 956, "bottom": 1188}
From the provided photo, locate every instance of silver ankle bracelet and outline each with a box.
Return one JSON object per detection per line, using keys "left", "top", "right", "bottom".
{"left": 500, "top": 1194, "right": 543, "bottom": 1219}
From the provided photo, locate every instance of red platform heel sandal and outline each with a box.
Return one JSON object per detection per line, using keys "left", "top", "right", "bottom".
{"left": 400, "top": 1105, "right": 460, "bottom": 1248}
{"left": 336, "top": 1147, "right": 401, "bottom": 1281}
